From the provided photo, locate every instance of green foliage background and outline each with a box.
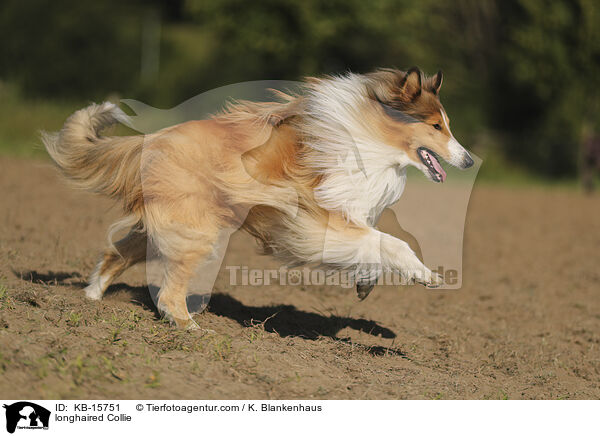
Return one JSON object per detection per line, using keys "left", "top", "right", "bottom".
{"left": 0, "top": 0, "right": 598, "bottom": 180}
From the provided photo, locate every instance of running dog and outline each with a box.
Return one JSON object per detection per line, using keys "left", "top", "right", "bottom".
{"left": 43, "top": 67, "right": 474, "bottom": 329}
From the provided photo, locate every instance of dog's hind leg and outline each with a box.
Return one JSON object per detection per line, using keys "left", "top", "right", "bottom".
{"left": 84, "top": 224, "right": 148, "bottom": 300}
{"left": 151, "top": 232, "right": 220, "bottom": 330}
{"left": 144, "top": 200, "right": 224, "bottom": 329}
{"left": 155, "top": 255, "right": 210, "bottom": 330}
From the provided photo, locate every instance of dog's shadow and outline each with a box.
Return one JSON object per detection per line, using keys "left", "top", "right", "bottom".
{"left": 17, "top": 270, "right": 404, "bottom": 356}
{"left": 16, "top": 269, "right": 157, "bottom": 314}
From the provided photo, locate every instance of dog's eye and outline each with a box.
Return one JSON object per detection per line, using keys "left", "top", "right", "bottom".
{"left": 433, "top": 124, "right": 442, "bottom": 131}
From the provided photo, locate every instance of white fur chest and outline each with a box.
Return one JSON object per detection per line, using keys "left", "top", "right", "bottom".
{"left": 314, "top": 158, "right": 407, "bottom": 226}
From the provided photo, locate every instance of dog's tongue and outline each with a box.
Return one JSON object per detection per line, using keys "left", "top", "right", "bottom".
{"left": 426, "top": 150, "right": 446, "bottom": 182}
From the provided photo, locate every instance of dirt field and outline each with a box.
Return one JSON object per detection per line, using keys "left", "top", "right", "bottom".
{"left": 0, "top": 156, "right": 599, "bottom": 399}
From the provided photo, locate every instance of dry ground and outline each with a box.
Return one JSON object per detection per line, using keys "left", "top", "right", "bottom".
{"left": 0, "top": 156, "right": 599, "bottom": 399}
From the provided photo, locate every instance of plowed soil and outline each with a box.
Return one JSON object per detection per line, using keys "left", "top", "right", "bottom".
{"left": 0, "top": 156, "right": 598, "bottom": 399}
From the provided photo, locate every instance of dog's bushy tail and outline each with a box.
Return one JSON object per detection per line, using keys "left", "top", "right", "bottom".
{"left": 42, "top": 102, "right": 144, "bottom": 214}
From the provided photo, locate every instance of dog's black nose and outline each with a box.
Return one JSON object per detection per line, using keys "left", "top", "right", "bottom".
{"left": 462, "top": 153, "right": 474, "bottom": 169}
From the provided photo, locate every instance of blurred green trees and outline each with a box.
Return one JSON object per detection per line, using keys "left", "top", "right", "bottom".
{"left": 490, "top": 0, "right": 600, "bottom": 176}
{"left": 0, "top": 0, "right": 598, "bottom": 178}
{"left": 0, "top": 0, "right": 142, "bottom": 99}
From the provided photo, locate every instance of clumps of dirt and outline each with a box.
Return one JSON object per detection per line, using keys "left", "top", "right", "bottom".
{"left": 12, "top": 289, "right": 44, "bottom": 307}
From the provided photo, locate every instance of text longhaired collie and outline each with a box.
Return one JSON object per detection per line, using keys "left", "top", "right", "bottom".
{"left": 43, "top": 67, "right": 474, "bottom": 329}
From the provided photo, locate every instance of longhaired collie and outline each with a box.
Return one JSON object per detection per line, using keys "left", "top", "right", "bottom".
{"left": 43, "top": 67, "right": 474, "bottom": 329}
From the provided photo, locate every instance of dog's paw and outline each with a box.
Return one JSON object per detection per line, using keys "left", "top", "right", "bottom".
{"left": 84, "top": 283, "right": 103, "bottom": 300}
{"left": 402, "top": 267, "right": 443, "bottom": 288}
{"left": 416, "top": 270, "right": 444, "bottom": 288}
{"left": 181, "top": 318, "right": 216, "bottom": 335}
{"left": 355, "top": 265, "right": 381, "bottom": 300}
{"left": 161, "top": 308, "right": 215, "bottom": 333}
{"left": 356, "top": 281, "right": 376, "bottom": 300}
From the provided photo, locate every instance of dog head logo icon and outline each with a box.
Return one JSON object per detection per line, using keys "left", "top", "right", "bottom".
{"left": 2, "top": 402, "right": 50, "bottom": 434}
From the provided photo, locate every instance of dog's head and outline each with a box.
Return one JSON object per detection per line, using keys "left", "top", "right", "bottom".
{"left": 364, "top": 67, "right": 473, "bottom": 182}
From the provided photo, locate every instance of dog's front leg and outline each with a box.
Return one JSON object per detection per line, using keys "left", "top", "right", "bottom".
{"left": 378, "top": 231, "right": 443, "bottom": 287}
{"left": 321, "top": 227, "right": 442, "bottom": 300}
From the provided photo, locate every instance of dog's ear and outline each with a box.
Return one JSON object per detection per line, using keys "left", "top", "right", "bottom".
{"left": 365, "top": 69, "right": 400, "bottom": 104}
{"left": 430, "top": 70, "right": 443, "bottom": 95}
{"left": 399, "top": 67, "right": 422, "bottom": 101}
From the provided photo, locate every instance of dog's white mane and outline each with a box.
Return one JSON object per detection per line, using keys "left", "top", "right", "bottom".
{"left": 299, "top": 73, "right": 411, "bottom": 226}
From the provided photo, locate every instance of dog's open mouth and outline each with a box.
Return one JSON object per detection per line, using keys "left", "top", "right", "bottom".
{"left": 417, "top": 147, "right": 447, "bottom": 183}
